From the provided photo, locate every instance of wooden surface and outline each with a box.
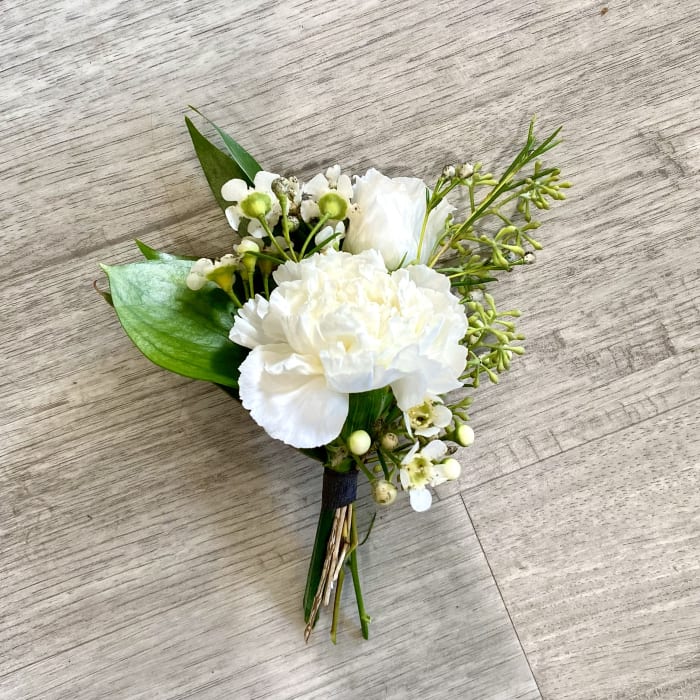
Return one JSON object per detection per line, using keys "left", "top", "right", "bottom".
{"left": 2, "top": 1, "right": 699, "bottom": 698}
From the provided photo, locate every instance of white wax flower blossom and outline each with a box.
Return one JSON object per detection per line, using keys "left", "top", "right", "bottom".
{"left": 405, "top": 395, "right": 452, "bottom": 438}
{"left": 221, "top": 171, "right": 282, "bottom": 237}
{"left": 186, "top": 254, "right": 238, "bottom": 291}
{"left": 344, "top": 168, "right": 455, "bottom": 269}
{"left": 229, "top": 249, "right": 468, "bottom": 448}
{"left": 399, "top": 440, "right": 460, "bottom": 512}
{"left": 301, "top": 165, "right": 353, "bottom": 223}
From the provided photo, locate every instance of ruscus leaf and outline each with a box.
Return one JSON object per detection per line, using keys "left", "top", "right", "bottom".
{"left": 185, "top": 116, "right": 247, "bottom": 212}
{"left": 189, "top": 106, "right": 262, "bottom": 184}
{"left": 101, "top": 259, "right": 246, "bottom": 387}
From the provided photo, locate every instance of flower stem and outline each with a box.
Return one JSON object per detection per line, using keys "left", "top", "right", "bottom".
{"left": 300, "top": 213, "right": 331, "bottom": 258}
{"left": 348, "top": 510, "right": 370, "bottom": 639}
{"left": 329, "top": 566, "right": 345, "bottom": 644}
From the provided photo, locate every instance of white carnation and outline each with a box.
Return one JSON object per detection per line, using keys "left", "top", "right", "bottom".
{"left": 344, "top": 169, "right": 454, "bottom": 269}
{"left": 230, "top": 249, "right": 467, "bottom": 448}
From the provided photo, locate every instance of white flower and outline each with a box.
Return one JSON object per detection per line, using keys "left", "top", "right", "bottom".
{"left": 399, "top": 440, "right": 461, "bottom": 512}
{"left": 221, "top": 171, "right": 282, "bottom": 237}
{"left": 405, "top": 395, "right": 453, "bottom": 438}
{"left": 301, "top": 165, "right": 353, "bottom": 223}
{"left": 229, "top": 249, "right": 467, "bottom": 448}
{"left": 344, "top": 168, "right": 454, "bottom": 269}
{"left": 186, "top": 254, "right": 238, "bottom": 291}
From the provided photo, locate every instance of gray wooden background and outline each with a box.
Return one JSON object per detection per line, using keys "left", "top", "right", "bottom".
{"left": 2, "top": 1, "right": 699, "bottom": 698}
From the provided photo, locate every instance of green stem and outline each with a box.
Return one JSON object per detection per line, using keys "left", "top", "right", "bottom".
{"left": 300, "top": 213, "right": 331, "bottom": 258}
{"left": 376, "top": 448, "right": 391, "bottom": 480}
{"left": 258, "top": 216, "right": 294, "bottom": 261}
{"left": 348, "top": 511, "right": 370, "bottom": 640}
{"left": 329, "top": 567, "right": 346, "bottom": 644}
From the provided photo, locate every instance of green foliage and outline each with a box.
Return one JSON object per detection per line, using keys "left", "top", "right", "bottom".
{"left": 188, "top": 106, "right": 262, "bottom": 184}
{"left": 185, "top": 116, "right": 248, "bottom": 212}
{"left": 101, "top": 259, "right": 246, "bottom": 387}
{"left": 135, "top": 239, "right": 196, "bottom": 261}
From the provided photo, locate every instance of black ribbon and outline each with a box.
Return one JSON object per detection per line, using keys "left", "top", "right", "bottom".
{"left": 321, "top": 468, "right": 358, "bottom": 510}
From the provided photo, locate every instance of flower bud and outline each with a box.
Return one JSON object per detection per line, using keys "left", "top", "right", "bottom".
{"left": 523, "top": 251, "right": 536, "bottom": 264}
{"left": 456, "top": 163, "right": 474, "bottom": 178}
{"left": 240, "top": 192, "right": 272, "bottom": 219}
{"left": 440, "top": 458, "right": 461, "bottom": 480}
{"left": 455, "top": 424, "right": 475, "bottom": 447}
{"left": 318, "top": 191, "right": 348, "bottom": 220}
{"left": 442, "top": 165, "right": 456, "bottom": 178}
{"left": 271, "top": 177, "right": 288, "bottom": 198}
{"left": 380, "top": 432, "right": 399, "bottom": 451}
{"left": 372, "top": 479, "right": 397, "bottom": 505}
{"left": 236, "top": 239, "right": 260, "bottom": 275}
{"left": 347, "top": 430, "right": 371, "bottom": 455}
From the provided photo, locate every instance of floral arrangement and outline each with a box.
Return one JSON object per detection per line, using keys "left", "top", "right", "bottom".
{"left": 99, "top": 109, "right": 569, "bottom": 642}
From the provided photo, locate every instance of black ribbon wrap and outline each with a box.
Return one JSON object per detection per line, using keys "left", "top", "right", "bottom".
{"left": 321, "top": 468, "right": 358, "bottom": 510}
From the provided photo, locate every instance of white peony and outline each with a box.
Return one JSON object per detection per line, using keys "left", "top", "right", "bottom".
{"left": 229, "top": 249, "right": 468, "bottom": 448}
{"left": 344, "top": 169, "right": 454, "bottom": 269}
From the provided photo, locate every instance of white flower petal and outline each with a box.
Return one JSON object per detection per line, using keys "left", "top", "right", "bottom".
{"left": 247, "top": 219, "right": 265, "bottom": 237}
{"left": 433, "top": 404, "right": 453, "bottom": 428}
{"left": 401, "top": 441, "right": 420, "bottom": 465}
{"left": 186, "top": 272, "right": 207, "bottom": 290}
{"left": 409, "top": 487, "right": 432, "bottom": 512}
{"left": 415, "top": 425, "right": 441, "bottom": 438}
{"left": 303, "top": 173, "right": 329, "bottom": 199}
{"left": 300, "top": 199, "right": 321, "bottom": 223}
{"left": 221, "top": 179, "right": 249, "bottom": 202}
{"left": 238, "top": 345, "right": 348, "bottom": 448}
{"left": 229, "top": 297, "right": 271, "bottom": 348}
{"left": 225, "top": 205, "right": 242, "bottom": 231}
{"left": 422, "top": 439, "right": 447, "bottom": 461}
{"left": 253, "top": 171, "right": 280, "bottom": 191}
{"left": 325, "top": 165, "right": 341, "bottom": 187}
{"left": 337, "top": 173, "right": 353, "bottom": 201}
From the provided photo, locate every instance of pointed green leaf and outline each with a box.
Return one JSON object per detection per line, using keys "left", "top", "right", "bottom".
{"left": 135, "top": 239, "right": 197, "bottom": 262}
{"left": 102, "top": 259, "right": 246, "bottom": 387}
{"left": 185, "top": 116, "right": 246, "bottom": 212}
{"left": 189, "top": 106, "right": 262, "bottom": 184}
{"left": 341, "top": 388, "right": 391, "bottom": 439}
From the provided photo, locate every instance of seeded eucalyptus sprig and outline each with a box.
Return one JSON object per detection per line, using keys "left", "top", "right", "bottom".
{"left": 424, "top": 117, "right": 570, "bottom": 273}
{"left": 428, "top": 118, "right": 570, "bottom": 396}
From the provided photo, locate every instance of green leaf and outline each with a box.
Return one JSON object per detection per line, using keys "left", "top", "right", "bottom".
{"left": 189, "top": 106, "right": 262, "bottom": 184}
{"left": 185, "top": 116, "right": 247, "bottom": 212}
{"left": 341, "top": 389, "right": 391, "bottom": 439}
{"left": 135, "top": 239, "right": 197, "bottom": 262}
{"left": 101, "top": 259, "right": 246, "bottom": 387}
{"left": 93, "top": 280, "right": 113, "bottom": 307}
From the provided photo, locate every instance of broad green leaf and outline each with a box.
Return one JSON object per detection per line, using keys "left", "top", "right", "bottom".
{"left": 135, "top": 239, "right": 197, "bottom": 262}
{"left": 102, "top": 259, "right": 246, "bottom": 387}
{"left": 189, "top": 106, "right": 262, "bottom": 184}
{"left": 185, "top": 116, "right": 247, "bottom": 212}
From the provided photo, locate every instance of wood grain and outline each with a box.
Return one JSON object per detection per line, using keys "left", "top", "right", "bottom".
{"left": 462, "top": 402, "right": 700, "bottom": 699}
{"left": 2, "top": 0, "right": 699, "bottom": 697}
